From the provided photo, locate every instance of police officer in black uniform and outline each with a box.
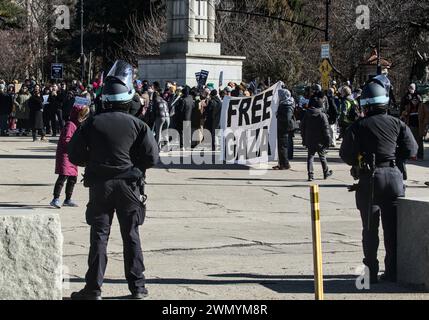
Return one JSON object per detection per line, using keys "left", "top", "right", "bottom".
{"left": 68, "top": 60, "right": 159, "bottom": 300}
{"left": 340, "top": 75, "right": 418, "bottom": 284}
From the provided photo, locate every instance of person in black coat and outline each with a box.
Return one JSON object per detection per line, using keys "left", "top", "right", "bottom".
{"left": 47, "top": 84, "right": 64, "bottom": 137}
{"left": 177, "top": 86, "right": 194, "bottom": 149}
{"left": 28, "top": 85, "right": 47, "bottom": 142}
{"left": 301, "top": 99, "right": 333, "bottom": 181}
{"left": 0, "top": 84, "right": 13, "bottom": 136}
{"left": 64, "top": 90, "right": 76, "bottom": 120}
{"left": 273, "top": 89, "right": 295, "bottom": 170}
{"left": 208, "top": 90, "right": 222, "bottom": 151}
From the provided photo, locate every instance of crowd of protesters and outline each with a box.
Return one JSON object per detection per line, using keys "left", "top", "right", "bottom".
{"left": 1, "top": 73, "right": 429, "bottom": 183}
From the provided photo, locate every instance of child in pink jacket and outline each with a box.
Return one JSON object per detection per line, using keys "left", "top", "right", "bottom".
{"left": 50, "top": 105, "right": 89, "bottom": 208}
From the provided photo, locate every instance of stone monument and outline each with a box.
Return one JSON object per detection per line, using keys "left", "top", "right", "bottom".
{"left": 138, "top": 0, "right": 245, "bottom": 87}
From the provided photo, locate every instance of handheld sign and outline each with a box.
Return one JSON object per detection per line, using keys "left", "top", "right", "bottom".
{"left": 198, "top": 70, "right": 209, "bottom": 88}
{"left": 74, "top": 97, "right": 90, "bottom": 107}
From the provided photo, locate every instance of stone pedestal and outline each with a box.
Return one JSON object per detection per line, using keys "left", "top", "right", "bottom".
{"left": 139, "top": 53, "right": 245, "bottom": 88}
{"left": 397, "top": 198, "right": 429, "bottom": 291}
{"left": 0, "top": 209, "right": 63, "bottom": 300}
{"left": 139, "top": 0, "right": 245, "bottom": 88}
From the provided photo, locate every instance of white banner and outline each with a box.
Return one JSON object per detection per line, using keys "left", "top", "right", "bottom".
{"left": 220, "top": 82, "right": 282, "bottom": 165}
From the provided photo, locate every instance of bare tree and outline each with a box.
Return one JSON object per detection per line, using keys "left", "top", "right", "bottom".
{"left": 0, "top": 29, "right": 34, "bottom": 81}
{"left": 111, "top": 9, "right": 167, "bottom": 64}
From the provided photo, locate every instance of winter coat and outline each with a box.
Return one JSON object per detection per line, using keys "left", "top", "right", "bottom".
{"left": 55, "top": 106, "right": 82, "bottom": 176}
{"left": 419, "top": 102, "right": 429, "bottom": 137}
{"left": 0, "top": 93, "right": 13, "bottom": 116}
{"left": 309, "top": 93, "right": 328, "bottom": 114}
{"left": 63, "top": 93, "right": 75, "bottom": 120}
{"left": 28, "top": 94, "right": 44, "bottom": 129}
{"left": 182, "top": 95, "right": 194, "bottom": 122}
{"left": 129, "top": 93, "right": 142, "bottom": 117}
{"left": 14, "top": 93, "right": 31, "bottom": 120}
{"left": 68, "top": 109, "right": 159, "bottom": 180}
{"left": 48, "top": 93, "right": 62, "bottom": 113}
{"left": 210, "top": 96, "right": 223, "bottom": 131}
{"left": 191, "top": 98, "right": 203, "bottom": 129}
{"left": 277, "top": 101, "right": 296, "bottom": 132}
{"left": 327, "top": 96, "right": 339, "bottom": 125}
{"left": 301, "top": 107, "right": 331, "bottom": 152}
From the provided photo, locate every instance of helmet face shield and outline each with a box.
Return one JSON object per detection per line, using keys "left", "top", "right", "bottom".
{"left": 106, "top": 60, "right": 134, "bottom": 93}
{"left": 102, "top": 60, "right": 135, "bottom": 104}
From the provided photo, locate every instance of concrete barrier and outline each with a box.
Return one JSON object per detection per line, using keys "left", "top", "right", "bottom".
{"left": 397, "top": 198, "right": 429, "bottom": 291}
{"left": 0, "top": 209, "right": 63, "bottom": 300}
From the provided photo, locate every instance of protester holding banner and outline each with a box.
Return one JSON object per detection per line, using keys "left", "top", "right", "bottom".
{"left": 273, "top": 88, "right": 295, "bottom": 170}
{"left": 301, "top": 96, "right": 333, "bottom": 182}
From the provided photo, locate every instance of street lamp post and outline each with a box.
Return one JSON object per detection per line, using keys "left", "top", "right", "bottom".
{"left": 80, "top": 0, "right": 85, "bottom": 83}
{"left": 376, "top": 0, "right": 382, "bottom": 75}
{"left": 325, "top": 0, "right": 331, "bottom": 42}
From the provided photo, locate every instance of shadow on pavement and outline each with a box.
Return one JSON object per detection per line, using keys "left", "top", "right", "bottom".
{"left": 149, "top": 182, "right": 349, "bottom": 189}
{"left": 0, "top": 202, "right": 54, "bottom": 209}
{"left": 0, "top": 154, "right": 55, "bottom": 160}
{"left": 0, "top": 183, "right": 54, "bottom": 187}
{"left": 68, "top": 274, "right": 424, "bottom": 295}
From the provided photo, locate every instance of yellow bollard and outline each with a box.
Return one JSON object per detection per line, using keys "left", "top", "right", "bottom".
{"left": 310, "top": 185, "right": 324, "bottom": 300}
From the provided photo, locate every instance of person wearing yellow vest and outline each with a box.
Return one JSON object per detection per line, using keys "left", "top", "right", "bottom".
{"left": 339, "top": 86, "right": 362, "bottom": 138}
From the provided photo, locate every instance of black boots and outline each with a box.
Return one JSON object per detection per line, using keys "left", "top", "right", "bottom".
{"left": 324, "top": 170, "right": 333, "bottom": 180}
{"left": 308, "top": 170, "right": 333, "bottom": 181}
{"left": 71, "top": 289, "right": 102, "bottom": 300}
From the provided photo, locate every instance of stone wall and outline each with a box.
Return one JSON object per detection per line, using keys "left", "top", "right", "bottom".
{"left": 0, "top": 210, "right": 63, "bottom": 300}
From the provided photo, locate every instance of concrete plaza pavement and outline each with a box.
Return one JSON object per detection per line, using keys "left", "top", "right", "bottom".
{"left": 1, "top": 135, "right": 429, "bottom": 300}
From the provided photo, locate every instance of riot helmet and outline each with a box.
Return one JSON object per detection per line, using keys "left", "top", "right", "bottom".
{"left": 102, "top": 60, "right": 135, "bottom": 107}
{"left": 360, "top": 75, "right": 390, "bottom": 110}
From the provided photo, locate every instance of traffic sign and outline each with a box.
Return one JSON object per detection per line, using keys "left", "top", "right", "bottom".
{"left": 321, "top": 43, "right": 330, "bottom": 59}
{"left": 321, "top": 74, "right": 330, "bottom": 91}
{"left": 319, "top": 59, "right": 332, "bottom": 75}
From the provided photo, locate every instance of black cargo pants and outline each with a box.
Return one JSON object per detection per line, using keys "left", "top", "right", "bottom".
{"left": 355, "top": 166, "right": 405, "bottom": 282}
{"left": 84, "top": 179, "right": 146, "bottom": 295}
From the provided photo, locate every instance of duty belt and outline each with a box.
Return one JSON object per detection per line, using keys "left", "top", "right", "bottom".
{"left": 376, "top": 160, "right": 396, "bottom": 168}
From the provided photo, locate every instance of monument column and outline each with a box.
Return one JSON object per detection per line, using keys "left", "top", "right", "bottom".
{"left": 166, "top": 0, "right": 174, "bottom": 41}
{"left": 187, "top": 0, "right": 196, "bottom": 42}
{"left": 207, "top": 0, "right": 216, "bottom": 43}
{"left": 140, "top": 0, "right": 244, "bottom": 88}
